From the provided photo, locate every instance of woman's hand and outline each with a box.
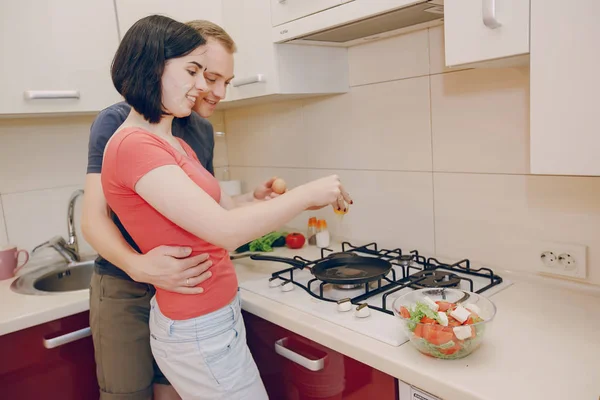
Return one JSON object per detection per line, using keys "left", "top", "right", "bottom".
{"left": 294, "top": 175, "right": 352, "bottom": 211}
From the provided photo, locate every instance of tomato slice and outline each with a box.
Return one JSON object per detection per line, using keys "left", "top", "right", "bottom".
{"left": 436, "top": 301, "right": 454, "bottom": 312}
{"left": 399, "top": 306, "right": 411, "bottom": 319}
{"left": 420, "top": 316, "right": 436, "bottom": 324}
{"left": 422, "top": 324, "right": 454, "bottom": 346}
{"left": 414, "top": 324, "right": 424, "bottom": 338}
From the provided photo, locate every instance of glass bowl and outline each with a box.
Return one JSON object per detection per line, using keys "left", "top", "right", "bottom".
{"left": 392, "top": 288, "right": 497, "bottom": 360}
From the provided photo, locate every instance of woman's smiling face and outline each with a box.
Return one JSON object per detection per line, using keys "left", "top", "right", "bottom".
{"left": 161, "top": 45, "right": 209, "bottom": 118}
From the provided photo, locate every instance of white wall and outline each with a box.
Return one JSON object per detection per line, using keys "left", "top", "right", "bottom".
{"left": 223, "top": 27, "right": 600, "bottom": 286}
{"left": 0, "top": 112, "right": 227, "bottom": 259}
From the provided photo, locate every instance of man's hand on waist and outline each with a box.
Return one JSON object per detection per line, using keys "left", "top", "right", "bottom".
{"left": 125, "top": 246, "right": 212, "bottom": 294}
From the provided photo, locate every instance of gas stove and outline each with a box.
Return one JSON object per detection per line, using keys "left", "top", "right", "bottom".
{"left": 239, "top": 242, "right": 512, "bottom": 346}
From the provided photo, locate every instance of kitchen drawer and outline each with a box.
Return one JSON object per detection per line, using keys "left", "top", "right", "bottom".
{"left": 0, "top": 311, "right": 98, "bottom": 400}
{"left": 243, "top": 311, "right": 397, "bottom": 399}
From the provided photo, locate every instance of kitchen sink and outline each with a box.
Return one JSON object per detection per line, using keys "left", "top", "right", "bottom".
{"left": 11, "top": 255, "right": 97, "bottom": 295}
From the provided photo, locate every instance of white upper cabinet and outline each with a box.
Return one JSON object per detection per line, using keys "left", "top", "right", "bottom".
{"left": 443, "top": 0, "right": 530, "bottom": 67}
{"left": 270, "top": 0, "right": 342, "bottom": 27}
{"left": 114, "top": 0, "right": 223, "bottom": 37}
{"left": 222, "top": 0, "right": 349, "bottom": 105}
{"left": 0, "top": 0, "right": 121, "bottom": 115}
{"left": 530, "top": 0, "right": 600, "bottom": 176}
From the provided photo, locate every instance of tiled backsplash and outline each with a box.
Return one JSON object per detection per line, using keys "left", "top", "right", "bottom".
{"left": 1, "top": 26, "right": 599, "bottom": 287}
{"left": 0, "top": 111, "right": 228, "bottom": 257}
{"left": 223, "top": 26, "right": 600, "bottom": 286}
{"left": 0, "top": 116, "right": 93, "bottom": 255}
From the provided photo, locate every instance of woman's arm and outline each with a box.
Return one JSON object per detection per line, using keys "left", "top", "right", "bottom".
{"left": 81, "top": 174, "right": 212, "bottom": 293}
{"left": 135, "top": 165, "right": 342, "bottom": 251}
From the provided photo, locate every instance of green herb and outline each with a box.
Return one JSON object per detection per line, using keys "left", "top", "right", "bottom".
{"left": 247, "top": 231, "right": 287, "bottom": 252}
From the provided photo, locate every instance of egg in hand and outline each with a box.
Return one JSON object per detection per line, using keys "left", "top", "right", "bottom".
{"left": 271, "top": 178, "right": 286, "bottom": 194}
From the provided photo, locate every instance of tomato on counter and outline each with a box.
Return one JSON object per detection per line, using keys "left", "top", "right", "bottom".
{"left": 285, "top": 233, "right": 306, "bottom": 249}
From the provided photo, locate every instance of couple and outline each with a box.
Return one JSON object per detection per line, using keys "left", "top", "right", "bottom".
{"left": 83, "top": 15, "right": 352, "bottom": 400}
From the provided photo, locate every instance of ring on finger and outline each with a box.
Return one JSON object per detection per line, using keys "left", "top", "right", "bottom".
{"left": 186, "top": 277, "right": 191, "bottom": 287}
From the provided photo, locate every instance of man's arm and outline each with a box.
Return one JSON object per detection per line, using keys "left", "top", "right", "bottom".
{"left": 81, "top": 174, "right": 212, "bottom": 293}
{"left": 220, "top": 177, "right": 279, "bottom": 210}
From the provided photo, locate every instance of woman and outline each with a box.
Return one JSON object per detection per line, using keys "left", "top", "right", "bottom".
{"left": 101, "top": 15, "right": 351, "bottom": 400}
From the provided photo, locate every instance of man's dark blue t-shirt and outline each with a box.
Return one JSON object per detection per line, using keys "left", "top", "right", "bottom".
{"left": 87, "top": 102, "right": 215, "bottom": 280}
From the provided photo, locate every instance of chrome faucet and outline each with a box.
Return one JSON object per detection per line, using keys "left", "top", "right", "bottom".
{"left": 66, "top": 189, "right": 84, "bottom": 256}
{"left": 32, "top": 189, "right": 84, "bottom": 264}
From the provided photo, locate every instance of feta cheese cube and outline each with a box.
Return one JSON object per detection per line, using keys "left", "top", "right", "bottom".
{"left": 464, "top": 303, "right": 481, "bottom": 315}
{"left": 437, "top": 311, "right": 449, "bottom": 326}
{"left": 423, "top": 296, "right": 439, "bottom": 311}
{"left": 453, "top": 325, "right": 474, "bottom": 341}
{"left": 450, "top": 305, "right": 471, "bottom": 324}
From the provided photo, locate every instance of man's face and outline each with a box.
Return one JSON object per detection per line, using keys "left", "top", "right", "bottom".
{"left": 193, "top": 39, "right": 234, "bottom": 118}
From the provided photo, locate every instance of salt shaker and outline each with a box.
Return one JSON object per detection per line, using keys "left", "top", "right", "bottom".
{"left": 316, "top": 219, "right": 330, "bottom": 248}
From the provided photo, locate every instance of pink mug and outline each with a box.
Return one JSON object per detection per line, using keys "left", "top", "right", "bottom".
{"left": 0, "top": 246, "right": 29, "bottom": 280}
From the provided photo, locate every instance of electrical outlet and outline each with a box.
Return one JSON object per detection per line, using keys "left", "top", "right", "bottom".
{"left": 536, "top": 241, "right": 587, "bottom": 279}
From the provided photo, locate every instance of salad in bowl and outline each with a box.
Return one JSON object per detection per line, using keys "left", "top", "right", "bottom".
{"left": 392, "top": 288, "right": 497, "bottom": 359}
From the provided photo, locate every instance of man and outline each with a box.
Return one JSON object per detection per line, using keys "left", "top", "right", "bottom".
{"left": 82, "top": 20, "right": 272, "bottom": 400}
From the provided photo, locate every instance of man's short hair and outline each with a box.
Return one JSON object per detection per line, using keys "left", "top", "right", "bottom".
{"left": 186, "top": 20, "right": 237, "bottom": 53}
{"left": 111, "top": 15, "right": 206, "bottom": 123}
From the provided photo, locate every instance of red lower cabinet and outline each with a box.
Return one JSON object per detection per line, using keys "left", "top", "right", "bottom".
{"left": 243, "top": 311, "right": 398, "bottom": 400}
{"left": 0, "top": 311, "right": 98, "bottom": 400}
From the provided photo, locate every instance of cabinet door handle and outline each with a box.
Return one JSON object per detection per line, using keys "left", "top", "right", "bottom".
{"left": 24, "top": 90, "right": 81, "bottom": 100}
{"left": 274, "top": 337, "right": 325, "bottom": 371}
{"left": 43, "top": 327, "right": 91, "bottom": 349}
{"left": 482, "top": 0, "right": 501, "bottom": 29}
{"left": 232, "top": 74, "right": 266, "bottom": 88}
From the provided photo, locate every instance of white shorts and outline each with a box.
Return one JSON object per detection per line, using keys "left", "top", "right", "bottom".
{"left": 149, "top": 292, "right": 268, "bottom": 400}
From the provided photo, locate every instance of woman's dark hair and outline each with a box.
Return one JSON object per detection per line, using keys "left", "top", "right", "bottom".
{"left": 111, "top": 15, "right": 206, "bottom": 123}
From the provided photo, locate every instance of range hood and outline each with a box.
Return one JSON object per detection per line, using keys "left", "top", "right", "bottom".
{"left": 273, "top": 0, "right": 444, "bottom": 47}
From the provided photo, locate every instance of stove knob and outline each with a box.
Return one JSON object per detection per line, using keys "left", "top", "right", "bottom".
{"left": 268, "top": 277, "right": 280, "bottom": 288}
{"left": 354, "top": 303, "right": 370, "bottom": 318}
{"left": 280, "top": 281, "right": 294, "bottom": 292}
{"left": 337, "top": 298, "right": 352, "bottom": 312}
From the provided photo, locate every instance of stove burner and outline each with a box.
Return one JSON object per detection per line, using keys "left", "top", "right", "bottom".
{"left": 333, "top": 283, "right": 363, "bottom": 290}
{"left": 409, "top": 270, "right": 461, "bottom": 289}
{"left": 398, "top": 254, "right": 413, "bottom": 266}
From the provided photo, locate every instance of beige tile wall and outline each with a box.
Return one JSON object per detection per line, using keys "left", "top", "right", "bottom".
{"left": 0, "top": 112, "right": 227, "bottom": 256}
{"left": 0, "top": 116, "right": 93, "bottom": 254}
{"left": 224, "top": 26, "right": 600, "bottom": 286}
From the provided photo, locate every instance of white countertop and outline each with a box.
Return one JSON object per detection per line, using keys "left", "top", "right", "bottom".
{"left": 0, "top": 257, "right": 91, "bottom": 336}
{"left": 236, "top": 245, "right": 600, "bottom": 400}
{"left": 2, "top": 244, "right": 599, "bottom": 400}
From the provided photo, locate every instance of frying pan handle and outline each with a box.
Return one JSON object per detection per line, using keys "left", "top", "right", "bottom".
{"left": 249, "top": 254, "right": 306, "bottom": 269}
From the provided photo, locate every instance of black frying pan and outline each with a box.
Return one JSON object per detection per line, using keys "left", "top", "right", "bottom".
{"left": 249, "top": 253, "right": 392, "bottom": 285}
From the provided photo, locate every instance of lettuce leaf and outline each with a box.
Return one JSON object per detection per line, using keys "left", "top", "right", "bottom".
{"left": 413, "top": 337, "right": 478, "bottom": 360}
{"left": 406, "top": 302, "right": 442, "bottom": 330}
